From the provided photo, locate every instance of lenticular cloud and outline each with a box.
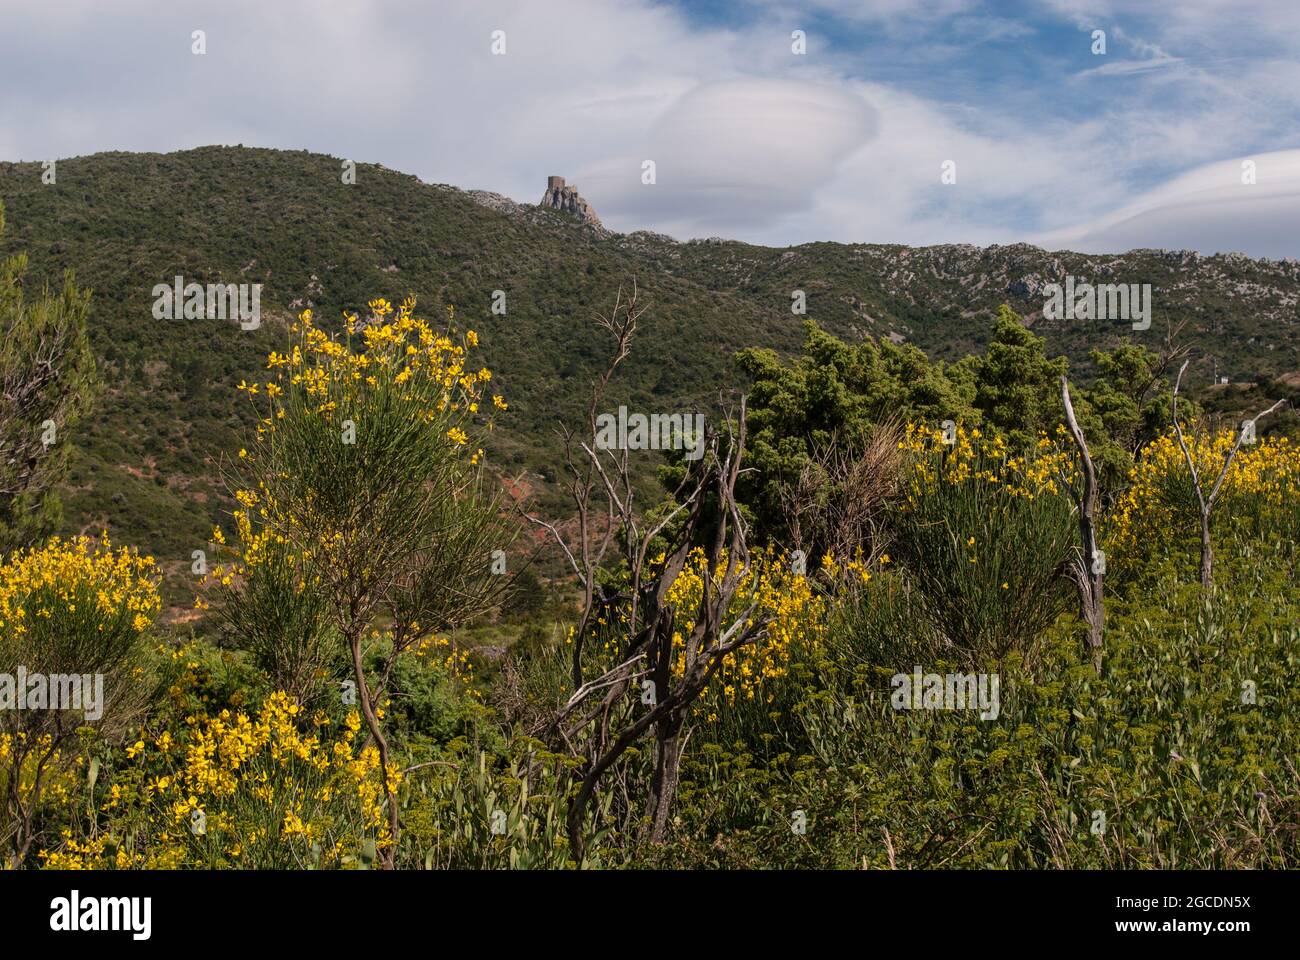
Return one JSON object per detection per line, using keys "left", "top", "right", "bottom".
{"left": 1037, "top": 149, "right": 1300, "bottom": 259}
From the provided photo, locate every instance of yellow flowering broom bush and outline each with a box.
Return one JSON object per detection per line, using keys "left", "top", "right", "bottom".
{"left": 210, "top": 299, "right": 507, "bottom": 693}
{"left": 210, "top": 296, "right": 511, "bottom": 866}
{"left": 663, "top": 546, "right": 827, "bottom": 734}
{"left": 0, "top": 534, "right": 160, "bottom": 651}
{"left": 0, "top": 535, "right": 161, "bottom": 866}
{"left": 561, "top": 546, "right": 827, "bottom": 748}
{"left": 895, "top": 422, "right": 1078, "bottom": 662}
{"left": 1112, "top": 428, "right": 1300, "bottom": 574}
{"left": 38, "top": 690, "right": 396, "bottom": 870}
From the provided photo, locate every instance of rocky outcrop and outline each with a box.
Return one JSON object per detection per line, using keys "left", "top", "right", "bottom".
{"left": 466, "top": 189, "right": 530, "bottom": 217}
{"left": 539, "top": 175, "right": 602, "bottom": 229}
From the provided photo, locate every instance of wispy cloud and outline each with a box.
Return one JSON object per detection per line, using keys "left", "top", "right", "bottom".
{"left": 1076, "top": 55, "right": 1183, "bottom": 76}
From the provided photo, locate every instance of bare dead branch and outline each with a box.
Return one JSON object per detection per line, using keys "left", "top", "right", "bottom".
{"left": 1171, "top": 358, "right": 1288, "bottom": 588}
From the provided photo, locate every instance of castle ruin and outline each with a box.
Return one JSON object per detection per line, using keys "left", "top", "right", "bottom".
{"left": 540, "top": 175, "right": 602, "bottom": 229}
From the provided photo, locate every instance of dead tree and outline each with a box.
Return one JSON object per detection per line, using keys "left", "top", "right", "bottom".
{"left": 777, "top": 420, "right": 903, "bottom": 570}
{"left": 538, "top": 284, "right": 642, "bottom": 694}
{"left": 1059, "top": 376, "right": 1104, "bottom": 674}
{"left": 1145, "top": 319, "right": 1192, "bottom": 406}
{"left": 526, "top": 285, "right": 771, "bottom": 858}
{"left": 1171, "top": 359, "right": 1287, "bottom": 589}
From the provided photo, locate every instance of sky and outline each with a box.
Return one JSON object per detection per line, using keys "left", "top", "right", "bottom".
{"left": 2, "top": 0, "right": 1298, "bottom": 257}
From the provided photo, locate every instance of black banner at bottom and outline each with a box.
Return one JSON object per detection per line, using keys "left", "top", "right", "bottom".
{"left": 0, "top": 869, "right": 1277, "bottom": 947}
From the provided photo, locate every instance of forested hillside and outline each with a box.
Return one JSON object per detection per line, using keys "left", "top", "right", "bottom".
{"left": 2, "top": 146, "right": 1298, "bottom": 607}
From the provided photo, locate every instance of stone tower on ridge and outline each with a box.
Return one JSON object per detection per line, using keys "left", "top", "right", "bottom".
{"left": 540, "top": 175, "right": 602, "bottom": 229}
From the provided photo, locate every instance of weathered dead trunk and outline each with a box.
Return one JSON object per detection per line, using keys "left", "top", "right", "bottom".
{"left": 646, "top": 712, "right": 685, "bottom": 843}
{"left": 1061, "top": 376, "right": 1105, "bottom": 674}
{"left": 1082, "top": 542, "right": 1105, "bottom": 674}
{"left": 1199, "top": 511, "right": 1214, "bottom": 590}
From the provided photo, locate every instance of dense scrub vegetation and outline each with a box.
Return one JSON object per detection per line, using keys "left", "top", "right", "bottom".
{"left": 2, "top": 188, "right": 1298, "bottom": 870}
{"left": 3, "top": 147, "right": 1300, "bottom": 610}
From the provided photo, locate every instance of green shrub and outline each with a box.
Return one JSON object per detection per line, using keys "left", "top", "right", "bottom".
{"left": 663, "top": 558, "right": 1300, "bottom": 869}
{"left": 894, "top": 423, "right": 1076, "bottom": 663}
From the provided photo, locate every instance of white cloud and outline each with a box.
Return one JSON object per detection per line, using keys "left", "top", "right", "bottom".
{"left": 0, "top": 0, "right": 1296, "bottom": 255}
{"left": 1034, "top": 149, "right": 1300, "bottom": 258}
{"left": 1075, "top": 54, "right": 1183, "bottom": 77}
{"left": 587, "top": 78, "right": 878, "bottom": 233}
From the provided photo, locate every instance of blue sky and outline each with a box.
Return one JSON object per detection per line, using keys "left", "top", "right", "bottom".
{"left": 2, "top": 0, "right": 1298, "bottom": 256}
